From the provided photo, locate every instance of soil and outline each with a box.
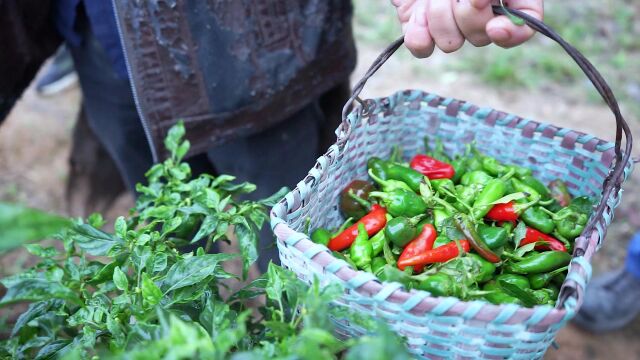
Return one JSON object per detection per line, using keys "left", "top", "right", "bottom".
{"left": 1, "top": 43, "right": 639, "bottom": 359}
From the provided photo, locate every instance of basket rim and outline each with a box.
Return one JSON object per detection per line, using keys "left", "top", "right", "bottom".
{"left": 270, "top": 89, "right": 632, "bottom": 328}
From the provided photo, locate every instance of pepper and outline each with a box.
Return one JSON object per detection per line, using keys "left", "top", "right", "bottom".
{"left": 471, "top": 170, "right": 513, "bottom": 220}
{"left": 569, "top": 196, "right": 593, "bottom": 215}
{"left": 332, "top": 251, "right": 358, "bottom": 269}
{"left": 384, "top": 215, "right": 424, "bottom": 248}
{"left": 450, "top": 157, "right": 467, "bottom": 184}
{"left": 369, "top": 188, "right": 428, "bottom": 218}
{"left": 454, "top": 214, "right": 501, "bottom": 263}
{"left": 369, "top": 230, "right": 386, "bottom": 257}
{"left": 397, "top": 240, "right": 470, "bottom": 270}
{"left": 371, "top": 257, "right": 387, "bottom": 276}
{"left": 384, "top": 162, "right": 425, "bottom": 192}
{"left": 424, "top": 137, "right": 451, "bottom": 163}
{"left": 350, "top": 223, "right": 373, "bottom": 271}
{"left": 465, "top": 253, "right": 497, "bottom": 283}
{"left": 506, "top": 165, "right": 533, "bottom": 178}
{"left": 430, "top": 178, "right": 456, "bottom": 196}
{"left": 368, "top": 169, "right": 413, "bottom": 193}
{"left": 416, "top": 273, "right": 461, "bottom": 297}
{"left": 433, "top": 235, "right": 451, "bottom": 249}
{"left": 460, "top": 170, "right": 493, "bottom": 187}
{"left": 495, "top": 274, "right": 531, "bottom": 289}
{"left": 532, "top": 289, "right": 553, "bottom": 305}
{"left": 548, "top": 179, "right": 571, "bottom": 207}
{"left": 328, "top": 205, "right": 388, "bottom": 251}
{"left": 486, "top": 200, "right": 537, "bottom": 222}
{"left": 477, "top": 223, "right": 509, "bottom": 250}
{"left": 433, "top": 207, "right": 451, "bottom": 232}
{"left": 339, "top": 180, "right": 375, "bottom": 219}
{"left": 521, "top": 206, "right": 555, "bottom": 234}
{"left": 546, "top": 284, "right": 560, "bottom": 300}
{"left": 521, "top": 175, "right": 551, "bottom": 200}
{"left": 483, "top": 281, "right": 520, "bottom": 305}
{"left": 512, "top": 178, "right": 544, "bottom": 204}
{"left": 367, "top": 157, "right": 389, "bottom": 180}
{"left": 452, "top": 185, "right": 477, "bottom": 213}
{"left": 528, "top": 266, "right": 568, "bottom": 290}
{"left": 519, "top": 227, "right": 567, "bottom": 252}
{"left": 506, "top": 251, "right": 572, "bottom": 274}
{"left": 310, "top": 228, "right": 332, "bottom": 246}
{"left": 481, "top": 157, "right": 508, "bottom": 177}
{"left": 410, "top": 154, "right": 455, "bottom": 180}
{"left": 398, "top": 224, "right": 437, "bottom": 272}
{"left": 541, "top": 207, "right": 588, "bottom": 240}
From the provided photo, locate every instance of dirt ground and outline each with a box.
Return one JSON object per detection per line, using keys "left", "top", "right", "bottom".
{"left": 2, "top": 41, "right": 640, "bottom": 358}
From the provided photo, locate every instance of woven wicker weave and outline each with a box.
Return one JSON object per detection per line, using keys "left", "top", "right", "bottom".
{"left": 270, "top": 8, "right": 633, "bottom": 359}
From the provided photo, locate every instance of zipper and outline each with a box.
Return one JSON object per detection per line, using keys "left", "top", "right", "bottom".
{"left": 111, "top": 0, "right": 159, "bottom": 162}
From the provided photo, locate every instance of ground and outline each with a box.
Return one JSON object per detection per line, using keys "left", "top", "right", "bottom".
{"left": 2, "top": 2, "right": 640, "bottom": 358}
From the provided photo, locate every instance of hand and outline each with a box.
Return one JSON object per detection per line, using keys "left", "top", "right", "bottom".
{"left": 391, "top": 0, "right": 544, "bottom": 58}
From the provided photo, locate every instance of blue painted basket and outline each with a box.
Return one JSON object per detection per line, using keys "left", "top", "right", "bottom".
{"left": 270, "top": 8, "right": 633, "bottom": 359}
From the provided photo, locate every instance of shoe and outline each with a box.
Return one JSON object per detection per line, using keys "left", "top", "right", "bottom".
{"left": 572, "top": 267, "right": 640, "bottom": 333}
{"left": 36, "top": 47, "right": 78, "bottom": 96}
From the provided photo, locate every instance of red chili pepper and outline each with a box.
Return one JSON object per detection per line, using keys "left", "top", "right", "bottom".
{"left": 397, "top": 224, "right": 437, "bottom": 273}
{"left": 520, "top": 227, "right": 567, "bottom": 252}
{"left": 397, "top": 240, "right": 470, "bottom": 270}
{"left": 328, "top": 205, "right": 387, "bottom": 251}
{"left": 486, "top": 201, "right": 535, "bottom": 222}
{"left": 410, "top": 154, "right": 455, "bottom": 180}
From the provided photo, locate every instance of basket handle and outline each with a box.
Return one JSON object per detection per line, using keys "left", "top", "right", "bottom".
{"left": 342, "top": 6, "right": 632, "bottom": 253}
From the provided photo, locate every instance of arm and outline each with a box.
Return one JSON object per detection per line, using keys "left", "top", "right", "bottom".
{"left": 391, "top": 0, "right": 544, "bottom": 58}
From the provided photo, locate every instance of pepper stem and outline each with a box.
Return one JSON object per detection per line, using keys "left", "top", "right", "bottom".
{"left": 499, "top": 168, "right": 516, "bottom": 181}
{"left": 348, "top": 189, "right": 372, "bottom": 212}
{"left": 389, "top": 145, "right": 402, "bottom": 163}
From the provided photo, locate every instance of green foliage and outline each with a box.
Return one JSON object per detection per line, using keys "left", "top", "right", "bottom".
{"left": 0, "top": 202, "right": 71, "bottom": 253}
{"left": 0, "top": 122, "right": 410, "bottom": 360}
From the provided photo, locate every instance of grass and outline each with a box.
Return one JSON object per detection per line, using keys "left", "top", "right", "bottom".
{"left": 352, "top": 0, "right": 640, "bottom": 119}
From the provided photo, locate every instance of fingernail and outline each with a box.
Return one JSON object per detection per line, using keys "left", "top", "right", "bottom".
{"left": 488, "top": 28, "right": 510, "bottom": 43}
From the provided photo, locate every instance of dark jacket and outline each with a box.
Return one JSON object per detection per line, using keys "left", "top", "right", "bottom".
{"left": 0, "top": 0, "right": 356, "bottom": 161}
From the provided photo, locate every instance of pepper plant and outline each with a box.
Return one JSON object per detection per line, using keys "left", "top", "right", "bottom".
{"left": 0, "top": 122, "right": 410, "bottom": 360}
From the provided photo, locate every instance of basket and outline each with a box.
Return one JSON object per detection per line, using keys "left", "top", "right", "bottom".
{"left": 270, "top": 8, "right": 633, "bottom": 359}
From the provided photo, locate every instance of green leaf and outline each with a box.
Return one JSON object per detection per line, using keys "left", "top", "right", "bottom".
{"left": 489, "top": 192, "right": 528, "bottom": 205}
{"left": 515, "top": 242, "right": 538, "bottom": 258}
{"left": 141, "top": 273, "right": 162, "bottom": 306}
{"left": 34, "top": 339, "right": 72, "bottom": 360}
{"left": 24, "top": 244, "right": 58, "bottom": 258}
{"left": 162, "top": 254, "right": 237, "bottom": 294}
{"left": 513, "top": 221, "right": 527, "bottom": 248}
{"left": 191, "top": 215, "right": 218, "bottom": 243}
{"left": 11, "top": 299, "right": 63, "bottom": 337}
{"left": 87, "top": 213, "right": 106, "bottom": 228}
{"left": 228, "top": 274, "right": 268, "bottom": 303}
{"left": 164, "top": 121, "right": 186, "bottom": 155}
{"left": 498, "top": 280, "right": 537, "bottom": 307}
{"left": 69, "top": 224, "right": 125, "bottom": 256}
{"left": 152, "top": 253, "right": 168, "bottom": 273}
{"left": 0, "top": 278, "right": 81, "bottom": 306}
{"left": 235, "top": 221, "right": 258, "bottom": 279}
{"left": 114, "top": 216, "right": 127, "bottom": 239}
{"left": 441, "top": 217, "right": 464, "bottom": 241}
{"left": 0, "top": 202, "right": 71, "bottom": 253}
{"left": 113, "top": 267, "right": 129, "bottom": 291}
{"left": 258, "top": 187, "right": 289, "bottom": 207}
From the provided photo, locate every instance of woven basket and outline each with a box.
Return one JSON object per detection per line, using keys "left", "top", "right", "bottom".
{"left": 270, "top": 8, "right": 633, "bottom": 359}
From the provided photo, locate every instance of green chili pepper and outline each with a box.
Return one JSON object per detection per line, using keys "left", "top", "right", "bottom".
{"left": 433, "top": 208, "right": 451, "bottom": 232}
{"left": 371, "top": 257, "right": 387, "bottom": 276}
{"left": 569, "top": 196, "right": 593, "bottom": 215}
{"left": 416, "top": 273, "right": 461, "bottom": 297}
{"left": 454, "top": 214, "right": 501, "bottom": 263}
{"left": 546, "top": 284, "right": 560, "bottom": 301}
{"left": 369, "top": 230, "right": 386, "bottom": 257}
{"left": 506, "top": 251, "right": 572, "bottom": 274}
{"left": 495, "top": 274, "right": 530, "bottom": 289}
{"left": 481, "top": 157, "right": 508, "bottom": 177}
{"left": 541, "top": 207, "right": 588, "bottom": 240}
{"left": 368, "top": 169, "right": 413, "bottom": 193}
{"left": 350, "top": 223, "right": 373, "bottom": 271}
{"left": 384, "top": 215, "right": 424, "bottom": 248}
{"left": 528, "top": 266, "right": 568, "bottom": 290}
{"left": 521, "top": 206, "right": 555, "bottom": 234}
{"left": 532, "top": 289, "right": 553, "bottom": 305}
{"left": 433, "top": 235, "right": 451, "bottom": 249}
{"left": 506, "top": 165, "right": 533, "bottom": 178}
{"left": 552, "top": 272, "right": 566, "bottom": 286}
{"left": 450, "top": 157, "right": 467, "bottom": 184}
{"left": 471, "top": 171, "right": 513, "bottom": 220}
{"left": 452, "top": 185, "right": 477, "bottom": 213}
{"left": 431, "top": 178, "right": 456, "bottom": 195}
{"left": 460, "top": 170, "right": 493, "bottom": 187}
{"left": 311, "top": 228, "right": 332, "bottom": 246}
{"left": 483, "top": 281, "right": 520, "bottom": 305}
{"left": 385, "top": 162, "right": 425, "bottom": 192}
{"left": 370, "top": 188, "right": 428, "bottom": 218}
{"left": 477, "top": 223, "right": 509, "bottom": 250}
{"left": 467, "top": 253, "right": 497, "bottom": 283}
{"left": 367, "top": 157, "right": 389, "bottom": 180}
{"left": 521, "top": 175, "right": 551, "bottom": 200}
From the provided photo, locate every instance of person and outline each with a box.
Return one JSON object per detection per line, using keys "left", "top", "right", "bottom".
{"left": 573, "top": 232, "right": 640, "bottom": 332}
{"left": 0, "top": 0, "right": 543, "bottom": 271}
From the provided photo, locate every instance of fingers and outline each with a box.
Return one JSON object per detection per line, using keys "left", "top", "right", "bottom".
{"left": 403, "top": 0, "right": 435, "bottom": 58}
{"left": 427, "top": 0, "right": 464, "bottom": 53}
{"left": 469, "top": 0, "right": 493, "bottom": 8}
{"left": 486, "top": 0, "right": 544, "bottom": 48}
{"left": 452, "top": 0, "right": 493, "bottom": 47}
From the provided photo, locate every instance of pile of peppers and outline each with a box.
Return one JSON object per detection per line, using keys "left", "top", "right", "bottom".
{"left": 309, "top": 139, "right": 593, "bottom": 307}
